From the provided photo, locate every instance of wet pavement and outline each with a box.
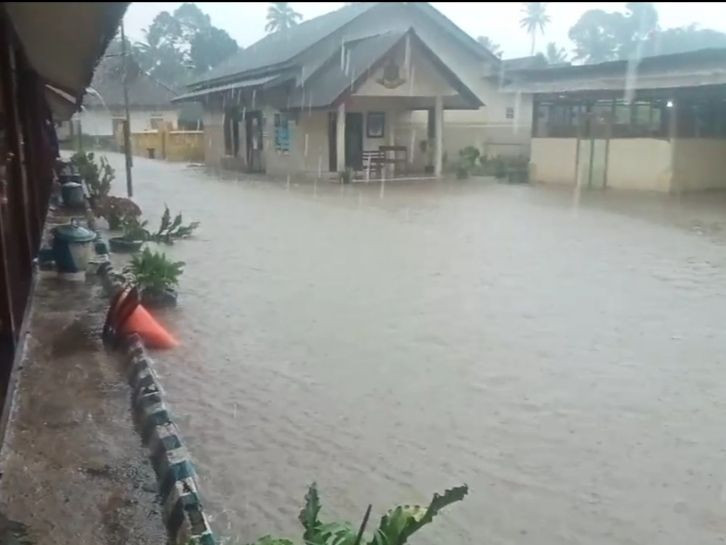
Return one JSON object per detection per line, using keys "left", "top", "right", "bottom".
{"left": 98, "top": 152, "right": 726, "bottom": 545}
{"left": 0, "top": 207, "right": 165, "bottom": 545}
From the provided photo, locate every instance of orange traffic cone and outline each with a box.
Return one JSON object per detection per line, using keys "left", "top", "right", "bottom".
{"left": 120, "top": 303, "right": 179, "bottom": 349}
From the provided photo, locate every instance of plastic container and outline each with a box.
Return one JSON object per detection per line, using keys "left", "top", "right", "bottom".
{"left": 52, "top": 219, "right": 97, "bottom": 274}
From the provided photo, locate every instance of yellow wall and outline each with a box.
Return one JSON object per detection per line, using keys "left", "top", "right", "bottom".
{"left": 128, "top": 129, "right": 204, "bottom": 162}
{"left": 607, "top": 139, "right": 672, "bottom": 192}
{"left": 130, "top": 131, "right": 162, "bottom": 158}
{"left": 530, "top": 138, "right": 578, "bottom": 185}
{"left": 671, "top": 139, "right": 726, "bottom": 191}
{"left": 166, "top": 131, "right": 204, "bottom": 162}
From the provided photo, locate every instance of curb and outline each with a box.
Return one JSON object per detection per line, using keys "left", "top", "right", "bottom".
{"left": 99, "top": 264, "right": 216, "bottom": 545}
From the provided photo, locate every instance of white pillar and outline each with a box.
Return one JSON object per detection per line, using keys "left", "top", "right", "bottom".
{"left": 336, "top": 102, "right": 346, "bottom": 172}
{"left": 388, "top": 110, "right": 396, "bottom": 178}
{"left": 434, "top": 95, "right": 444, "bottom": 176}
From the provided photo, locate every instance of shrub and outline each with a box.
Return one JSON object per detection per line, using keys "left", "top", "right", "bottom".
{"left": 458, "top": 146, "right": 480, "bottom": 169}
{"left": 243, "top": 483, "right": 468, "bottom": 545}
{"left": 126, "top": 247, "right": 184, "bottom": 295}
{"left": 149, "top": 205, "right": 200, "bottom": 244}
{"left": 95, "top": 195, "right": 142, "bottom": 230}
{"left": 70, "top": 151, "right": 113, "bottom": 200}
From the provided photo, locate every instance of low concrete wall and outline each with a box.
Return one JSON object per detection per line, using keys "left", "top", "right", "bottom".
{"left": 530, "top": 138, "right": 578, "bottom": 185}
{"left": 672, "top": 138, "right": 726, "bottom": 191}
{"left": 100, "top": 268, "right": 216, "bottom": 545}
{"left": 607, "top": 138, "right": 673, "bottom": 192}
{"left": 531, "top": 137, "right": 675, "bottom": 192}
{"left": 126, "top": 130, "right": 205, "bottom": 162}
{"left": 166, "top": 131, "right": 204, "bottom": 162}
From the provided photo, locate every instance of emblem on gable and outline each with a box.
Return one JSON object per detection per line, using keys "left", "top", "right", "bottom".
{"left": 377, "top": 60, "right": 406, "bottom": 89}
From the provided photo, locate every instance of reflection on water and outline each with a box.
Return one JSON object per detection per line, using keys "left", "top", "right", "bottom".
{"left": 100, "top": 153, "right": 726, "bottom": 545}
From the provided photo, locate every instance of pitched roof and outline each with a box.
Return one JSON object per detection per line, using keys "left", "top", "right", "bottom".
{"left": 505, "top": 47, "right": 726, "bottom": 94}
{"left": 83, "top": 54, "right": 177, "bottom": 109}
{"left": 502, "top": 55, "right": 548, "bottom": 71}
{"left": 189, "top": 2, "right": 497, "bottom": 89}
{"left": 288, "top": 29, "right": 483, "bottom": 110}
{"left": 190, "top": 3, "right": 374, "bottom": 87}
{"left": 289, "top": 31, "right": 405, "bottom": 108}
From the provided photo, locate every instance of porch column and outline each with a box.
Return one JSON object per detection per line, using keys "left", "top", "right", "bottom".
{"left": 388, "top": 109, "right": 396, "bottom": 178}
{"left": 336, "top": 101, "right": 346, "bottom": 172}
{"left": 434, "top": 95, "right": 443, "bottom": 176}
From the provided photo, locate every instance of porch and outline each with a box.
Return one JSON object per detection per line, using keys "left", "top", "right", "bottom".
{"left": 179, "top": 28, "right": 483, "bottom": 179}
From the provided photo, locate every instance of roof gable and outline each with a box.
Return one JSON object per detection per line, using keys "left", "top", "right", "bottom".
{"left": 288, "top": 29, "right": 482, "bottom": 110}
{"left": 84, "top": 55, "right": 176, "bottom": 109}
{"left": 189, "top": 2, "right": 496, "bottom": 89}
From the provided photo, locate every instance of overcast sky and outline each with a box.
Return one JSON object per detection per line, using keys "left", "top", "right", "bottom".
{"left": 124, "top": 2, "right": 726, "bottom": 60}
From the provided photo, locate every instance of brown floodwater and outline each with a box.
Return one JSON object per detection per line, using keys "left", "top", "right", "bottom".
{"left": 100, "top": 152, "right": 726, "bottom": 545}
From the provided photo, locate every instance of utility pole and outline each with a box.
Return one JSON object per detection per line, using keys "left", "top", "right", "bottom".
{"left": 120, "top": 19, "right": 133, "bottom": 197}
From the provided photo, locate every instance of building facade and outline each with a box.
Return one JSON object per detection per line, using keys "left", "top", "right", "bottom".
{"left": 177, "top": 2, "right": 536, "bottom": 179}
{"left": 511, "top": 48, "right": 726, "bottom": 192}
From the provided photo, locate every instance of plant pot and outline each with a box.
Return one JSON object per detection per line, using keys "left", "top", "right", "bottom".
{"left": 507, "top": 168, "right": 529, "bottom": 184}
{"left": 109, "top": 237, "right": 144, "bottom": 253}
{"left": 141, "top": 287, "right": 178, "bottom": 308}
{"left": 61, "top": 183, "right": 86, "bottom": 209}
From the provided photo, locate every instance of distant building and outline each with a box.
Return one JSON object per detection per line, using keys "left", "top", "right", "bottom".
{"left": 58, "top": 51, "right": 178, "bottom": 145}
{"left": 174, "top": 2, "right": 542, "bottom": 178}
{"left": 507, "top": 48, "right": 726, "bottom": 192}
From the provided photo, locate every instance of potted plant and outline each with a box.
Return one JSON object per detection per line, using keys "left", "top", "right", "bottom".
{"left": 125, "top": 247, "right": 184, "bottom": 308}
{"left": 94, "top": 195, "right": 142, "bottom": 230}
{"left": 339, "top": 167, "right": 354, "bottom": 184}
{"left": 109, "top": 217, "right": 149, "bottom": 253}
{"left": 243, "top": 483, "right": 468, "bottom": 545}
{"left": 506, "top": 155, "right": 530, "bottom": 184}
{"left": 420, "top": 140, "right": 434, "bottom": 174}
{"left": 148, "top": 205, "right": 200, "bottom": 245}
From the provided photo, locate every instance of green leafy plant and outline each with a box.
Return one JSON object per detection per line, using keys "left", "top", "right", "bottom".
{"left": 458, "top": 146, "right": 480, "bottom": 169}
{"left": 246, "top": 483, "right": 468, "bottom": 545}
{"left": 70, "top": 151, "right": 113, "bottom": 200}
{"left": 339, "top": 167, "right": 354, "bottom": 184}
{"left": 125, "top": 247, "right": 184, "bottom": 295}
{"left": 455, "top": 146, "right": 482, "bottom": 179}
{"left": 149, "top": 205, "right": 200, "bottom": 244}
{"left": 119, "top": 216, "right": 151, "bottom": 242}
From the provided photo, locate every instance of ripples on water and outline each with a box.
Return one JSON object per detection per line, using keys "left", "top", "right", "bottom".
{"left": 102, "top": 154, "right": 726, "bottom": 545}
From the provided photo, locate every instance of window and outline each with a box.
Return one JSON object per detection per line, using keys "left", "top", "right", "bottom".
{"left": 149, "top": 116, "right": 165, "bottom": 130}
{"left": 274, "top": 113, "right": 290, "bottom": 152}
{"left": 505, "top": 107, "right": 514, "bottom": 120}
{"left": 366, "top": 112, "right": 385, "bottom": 138}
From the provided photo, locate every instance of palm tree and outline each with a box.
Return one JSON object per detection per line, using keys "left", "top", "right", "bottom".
{"left": 265, "top": 2, "right": 302, "bottom": 33}
{"left": 477, "top": 35, "right": 502, "bottom": 58}
{"left": 520, "top": 2, "right": 550, "bottom": 55}
{"left": 545, "top": 42, "right": 567, "bottom": 64}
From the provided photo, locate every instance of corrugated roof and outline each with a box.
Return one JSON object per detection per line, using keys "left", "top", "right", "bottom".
{"left": 84, "top": 55, "right": 176, "bottom": 109}
{"left": 288, "top": 29, "right": 483, "bottom": 110}
{"left": 189, "top": 2, "right": 497, "bottom": 90}
{"left": 289, "top": 31, "right": 405, "bottom": 109}
{"left": 189, "top": 3, "right": 375, "bottom": 87}
{"left": 505, "top": 47, "right": 726, "bottom": 94}
{"left": 173, "top": 74, "right": 283, "bottom": 103}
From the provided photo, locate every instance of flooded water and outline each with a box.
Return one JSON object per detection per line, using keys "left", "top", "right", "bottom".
{"left": 100, "top": 153, "right": 726, "bottom": 545}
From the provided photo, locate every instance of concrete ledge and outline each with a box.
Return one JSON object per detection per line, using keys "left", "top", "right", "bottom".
{"left": 99, "top": 267, "right": 216, "bottom": 545}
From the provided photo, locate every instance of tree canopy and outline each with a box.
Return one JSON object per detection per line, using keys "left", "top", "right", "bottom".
{"left": 130, "top": 3, "right": 239, "bottom": 88}
{"left": 569, "top": 3, "right": 726, "bottom": 64}
{"left": 545, "top": 42, "right": 568, "bottom": 64}
{"left": 520, "top": 3, "right": 550, "bottom": 56}
{"left": 477, "top": 36, "right": 502, "bottom": 58}
{"left": 265, "top": 3, "right": 303, "bottom": 33}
